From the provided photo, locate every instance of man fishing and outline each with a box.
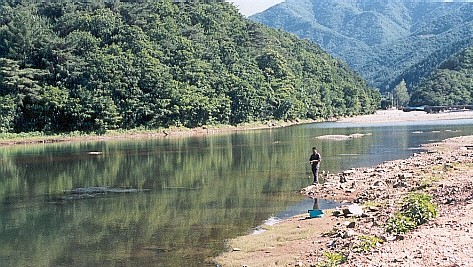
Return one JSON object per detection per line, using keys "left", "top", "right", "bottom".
{"left": 309, "top": 147, "right": 321, "bottom": 184}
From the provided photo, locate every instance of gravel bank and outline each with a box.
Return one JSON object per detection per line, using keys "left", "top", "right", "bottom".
{"left": 337, "top": 109, "right": 473, "bottom": 124}
{"left": 215, "top": 135, "right": 473, "bottom": 267}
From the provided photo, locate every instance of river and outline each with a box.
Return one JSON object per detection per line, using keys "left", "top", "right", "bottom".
{"left": 1, "top": 119, "right": 473, "bottom": 266}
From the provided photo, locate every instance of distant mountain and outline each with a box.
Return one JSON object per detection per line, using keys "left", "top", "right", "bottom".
{"left": 410, "top": 45, "right": 473, "bottom": 106}
{"left": 252, "top": 0, "right": 473, "bottom": 92}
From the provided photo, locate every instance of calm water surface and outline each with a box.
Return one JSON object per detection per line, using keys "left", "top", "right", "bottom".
{"left": 1, "top": 119, "right": 473, "bottom": 266}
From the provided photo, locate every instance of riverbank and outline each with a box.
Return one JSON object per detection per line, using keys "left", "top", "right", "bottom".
{"left": 0, "top": 119, "right": 318, "bottom": 146}
{"left": 214, "top": 135, "right": 473, "bottom": 266}
{"left": 338, "top": 109, "right": 473, "bottom": 124}
{"left": 3, "top": 109, "right": 473, "bottom": 147}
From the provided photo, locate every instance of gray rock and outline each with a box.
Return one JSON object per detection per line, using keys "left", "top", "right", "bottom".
{"left": 382, "top": 235, "right": 397, "bottom": 242}
{"left": 332, "top": 210, "right": 342, "bottom": 217}
{"left": 327, "top": 239, "right": 337, "bottom": 248}
{"left": 443, "top": 163, "right": 454, "bottom": 170}
{"left": 345, "top": 221, "right": 356, "bottom": 228}
{"left": 393, "top": 180, "right": 409, "bottom": 188}
{"left": 347, "top": 204, "right": 364, "bottom": 216}
{"left": 344, "top": 230, "right": 356, "bottom": 238}
{"left": 343, "top": 169, "right": 356, "bottom": 175}
{"left": 368, "top": 206, "right": 379, "bottom": 212}
{"left": 397, "top": 173, "right": 413, "bottom": 179}
{"left": 373, "top": 180, "right": 387, "bottom": 187}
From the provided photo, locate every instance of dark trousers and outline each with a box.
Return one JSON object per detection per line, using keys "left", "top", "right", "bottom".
{"left": 312, "top": 167, "right": 319, "bottom": 184}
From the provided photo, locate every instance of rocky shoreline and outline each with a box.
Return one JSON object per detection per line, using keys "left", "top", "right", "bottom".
{"left": 215, "top": 135, "right": 473, "bottom": 266}
{"left": 337, "top": 109, "right": 473, "bottom": 124}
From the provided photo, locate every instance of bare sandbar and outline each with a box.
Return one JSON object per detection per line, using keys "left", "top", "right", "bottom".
{"left": 337, "top": 109, "right": 473, "bottom": 124}
{"left": 3, "top": 110, "right": 473, "bottom": 146}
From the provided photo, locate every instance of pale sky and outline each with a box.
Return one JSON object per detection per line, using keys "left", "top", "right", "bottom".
{"left": 227, "top": 0, "right": 285, "bottom": 16}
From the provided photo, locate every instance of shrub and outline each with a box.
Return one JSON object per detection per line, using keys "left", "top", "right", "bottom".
{"left": 386, "top": 193, "right": 437, "bottom": 234}
{"left": 386, "top": 213, "right": 417, "bottom": 234}
{"left": 316, "top": 252, "right": 347, "bottom": 267}
{"left": 354, "top": 235, "right": 384, "bottom": 253}
{"left": 402, "top": 192, "right": 437, "bottom": 225}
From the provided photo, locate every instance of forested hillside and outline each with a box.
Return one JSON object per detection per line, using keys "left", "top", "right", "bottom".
{"left": 410, "top": 46, "right": 473, "bottom": 106}
{"left": 0, "top": 0, "right": 379, "bottom": 134}
{"left": 252, "top": 0, "right": 473, "bottom": 92}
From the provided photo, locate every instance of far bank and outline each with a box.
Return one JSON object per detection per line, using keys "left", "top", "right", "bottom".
{"left": 3, "top": 109, "right": 473, "bottom": 147}
{"left": 0, "top": 119, "right": 320, "bottom": 147}
{"left": 337, "top": 109, "right": 473, "bottom": 124}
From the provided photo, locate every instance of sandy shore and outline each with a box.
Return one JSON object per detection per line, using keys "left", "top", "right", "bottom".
{"left": 214, "top": 135, "right": 473, "bottom": 266}
{"left": 338, "top": 109, "right": 473, "bottom": 124}
{"left": 3, "top": 109, "right": 473, "bottom": 146}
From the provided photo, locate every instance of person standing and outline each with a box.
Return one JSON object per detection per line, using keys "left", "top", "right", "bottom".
{"left": 309, "top": 147, "right": 321, "bottom": 184}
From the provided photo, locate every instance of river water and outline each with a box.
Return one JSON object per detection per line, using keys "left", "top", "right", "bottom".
{"left": 1, "top": 119, "right": 473, "bottom": 266}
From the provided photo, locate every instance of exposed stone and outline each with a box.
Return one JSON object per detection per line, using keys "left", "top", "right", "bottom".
{"left": 382, "top": 235, "right": 397, "bottom": 242}
{"left": 300, "top": 185, "right": 316, "bottom": 194}
{"left": 346, "top": 221, "right": 356, "bottom": 228}
{"left": 444, "top": 163, "right": 454, "bottom": 170}
{"left": 350, "top": 181, "right": 357, "bottom": 189}
{"left": 332, "top": 210, "right": 342, "bottom": 217}
{"left": 372, "top": 180, "right": 387, "bottom": 187}
{"left": 343, "top": 169, "right": 357, "bottom": 175}
{"left": 393, "top": 180, "right": 409, "bottom": 188}
{"left": 398, "top": 173, "right": 413, "bottom": 179}
{"left": 342, "top": 204, "right": 364, "bottom": 217}
{"left": 345, "top": 230, "right": 356, "bottom": 238}
{"left": 326, "top": 239, "right": 337, "bottom": 248}
{"left": 368, "top": 206, "right": 379, "bottom": 212}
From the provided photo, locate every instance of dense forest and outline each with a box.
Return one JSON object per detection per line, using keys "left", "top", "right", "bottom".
{"left": 0, "top": 0, "right": 379, "bottom": 134}
{"left": 409, "top": 46, "right": 473, "bottom": 106}
{"left": 252, "top": 0, "right": 473, "bottom": 93}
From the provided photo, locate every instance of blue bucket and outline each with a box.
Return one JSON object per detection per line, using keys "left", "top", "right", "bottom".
{"left": 308, "top": 209, "right": 324, "bottom": 218}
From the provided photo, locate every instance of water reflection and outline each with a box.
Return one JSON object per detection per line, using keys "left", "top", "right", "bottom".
{"left": 313, "top": 198, "right": 319, "bottom": 210}
{"left": 252, "top": 198, "right": 341, "bottom": 234}
{"left": 1, "top": 119, "right": 473, "bottom": 266}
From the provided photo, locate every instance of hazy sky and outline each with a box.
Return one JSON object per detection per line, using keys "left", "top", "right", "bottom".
{"left": 228, "top": 0, "right": 285, "bottom": 16}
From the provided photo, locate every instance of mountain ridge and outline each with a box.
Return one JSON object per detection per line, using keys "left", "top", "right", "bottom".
{"left": 252, "top": 0, "right": 473, "bottom": 91}
{"left": 409, "top": 45, "right": 473, "bottom": 106}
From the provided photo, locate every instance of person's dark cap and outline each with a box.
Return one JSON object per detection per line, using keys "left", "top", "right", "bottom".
{"left": 312, "top": 147, "right": 317, "bottom": 150}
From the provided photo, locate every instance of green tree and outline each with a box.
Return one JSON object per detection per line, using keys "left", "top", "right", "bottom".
{"left": 0, "top": 94, "right": 16, "bottom": 132}
{"left": 393, "top": 80, "right": 410, "bottom": 107}
{"left": 0, "top": 0, "right": 380, "bottom": 134}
